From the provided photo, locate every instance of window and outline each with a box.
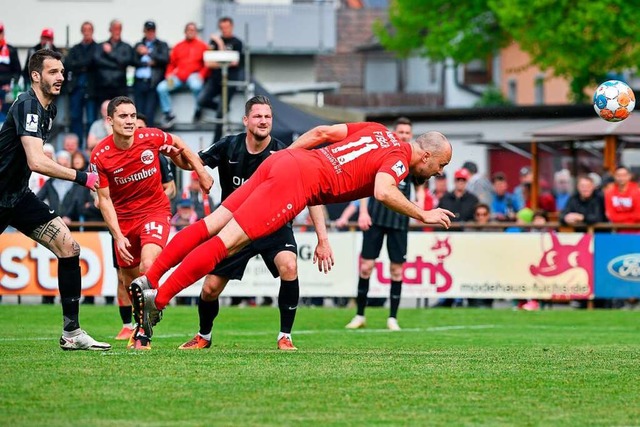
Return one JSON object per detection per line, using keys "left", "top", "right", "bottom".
{"left": 508, "top": 79, "right": 517, "bottom": 103}
{"left": 364, "top": 57, "right": 398, "bottom": 93}
{"left": 534, "top": 75, "right": 545, "bottom": 105}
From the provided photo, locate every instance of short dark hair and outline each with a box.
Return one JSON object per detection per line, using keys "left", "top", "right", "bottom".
{"left": 462, "top": 161, "right": 478, "bottom": 174}
{"left": 474, "top": 203, "right": 490, "bottom": 214}
{"left": 28, "top": 49, "right": 63, "bottom": 82}
{"left": 136, "top": 112, "right": 147, "bottom": 126}
{"left": 394, "top": 117, "right": 412, "bottom": 128}
{"left": 107, "top": 96, "right": 135, "bottom": 117}
{"left": 491, "top": 172, "right": 506, "bottom": 183}
{"left": 218, "top": 16, "right": 234, "bottom": 25}
{"left": 244, "top": 95, "right": 271, "bottom": 116}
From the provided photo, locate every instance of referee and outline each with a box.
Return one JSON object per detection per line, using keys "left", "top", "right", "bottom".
{"left": 0, "top": 49, "right": 110, "bottom": 351}
{"left": 345, "top": 117, "right": 422, "bottom": 331}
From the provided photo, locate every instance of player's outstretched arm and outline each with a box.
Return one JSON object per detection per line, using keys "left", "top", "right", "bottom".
{"left": 374, "top": 172, "right": 453, "bottom": 229}
{"left": 288, "top": 124, "right": 348, "bottom": 150}
{"left": 95, "top": 186, "right": 134, "bottom": 264}
{"left": 22, "top": 136, "right": 97, "bottom": 189}
{"left": 169, "top": 134, "right": 214, "bottom": 194}
{"left": 308, "top": 205, "right": 334, "bottom": 273}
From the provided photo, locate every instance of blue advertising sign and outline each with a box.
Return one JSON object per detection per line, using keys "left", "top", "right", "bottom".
{"left": 594, "top": 234, "right": 640, "bottom": 298}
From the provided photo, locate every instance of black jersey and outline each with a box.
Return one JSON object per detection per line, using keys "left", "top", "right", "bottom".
{"left": 0, "top": 89, "right": 57, "bottom": 207}
{"left": 199, "top": 133, "right": 287, "bottom": 202}
{"left": 159, "top": 155, "right": 174, "bottom": 184}
{"left": 367, "top": 175, "right": 415, "bottom": 231}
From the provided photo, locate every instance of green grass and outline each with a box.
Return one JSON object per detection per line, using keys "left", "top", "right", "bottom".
{"left": 0, "top": 305, "right": 638, "bottom": 426}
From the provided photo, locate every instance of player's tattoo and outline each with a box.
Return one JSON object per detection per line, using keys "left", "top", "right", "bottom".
{"left": 31, "top": 220, "right": 62, "bottom": 246}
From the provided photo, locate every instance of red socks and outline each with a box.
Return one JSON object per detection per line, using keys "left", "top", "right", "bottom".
{"left": 146, "top": 219, "right": 210, "bottom": 287}
{"left": 155, "top": 236, "right": 228, "bottom": 310}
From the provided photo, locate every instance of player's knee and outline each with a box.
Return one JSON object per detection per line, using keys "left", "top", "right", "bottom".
{"left": 277, "top": 258, "right": 298, "bottom": 281}
{"left": 390, "top": 263, "right": 404, "bottom": 281}
{"left": 57, "top": 238, "right": 81, "bottom": 258}
{"left": 359, "top": 259, "right": 375, "bottom": 278}
{"left": 202, "top": 280, "right": 223, "bottom": 301}
{"left": 139, "top": 258, "right": 153, "bottom": 275}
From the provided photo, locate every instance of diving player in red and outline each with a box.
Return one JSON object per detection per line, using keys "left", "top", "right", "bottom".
{"left": 91, "top": 96, "right": 212, "bottom": 349}
{"left": 131, "top": 122, "right": 454, "bottom": 337}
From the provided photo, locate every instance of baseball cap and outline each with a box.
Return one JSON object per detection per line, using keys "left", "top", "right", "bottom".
{"left": 41, "top": 28, "right": 54, "bottom": 39}
{"left": 178, "top": 198, "right": 192, "bottom": 208}
{"left": 454, "top": 168, "right": 470, "bottom": 181}
{"left": 435, "top": 172, "right": 447, "bottom": 180}
{"left": 144, "top": 21, "right": 156, "bottom": 30}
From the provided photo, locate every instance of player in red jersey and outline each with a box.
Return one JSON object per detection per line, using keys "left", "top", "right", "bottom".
{"left": 131, "top": 122, "right": 453, "bottom": 337}
{"left": 91, "top": 96, "right": 212, "bottom": 349}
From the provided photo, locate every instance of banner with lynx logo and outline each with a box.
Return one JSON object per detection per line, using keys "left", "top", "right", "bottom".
{"left": 366, "top": 231, "right": 594, "bottom": 300}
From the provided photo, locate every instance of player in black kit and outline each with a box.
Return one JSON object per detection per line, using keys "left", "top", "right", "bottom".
{"left": 173, "top": 95, "right": 333, "bottom": 350}
{"left": 0, "top": 49, "right": 110, "bottom": 350}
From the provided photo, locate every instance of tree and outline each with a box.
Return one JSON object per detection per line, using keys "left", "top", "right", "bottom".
{"left": 377, "top": 0, "right": 640, "bottom": 102}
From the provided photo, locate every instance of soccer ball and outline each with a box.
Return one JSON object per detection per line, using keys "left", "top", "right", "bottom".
{"left": 593, "top": 80, "right": 635, "bottom": 122}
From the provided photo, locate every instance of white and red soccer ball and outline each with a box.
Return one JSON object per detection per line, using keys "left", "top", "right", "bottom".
{"left": 593, "top": 80, "right": 635, "bottom": 122}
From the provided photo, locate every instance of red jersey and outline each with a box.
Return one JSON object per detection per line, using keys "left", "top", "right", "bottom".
{"left": 90, "top": 128, "right": 172, "bottom": 222}
{"left": 605, "top": 182, "right": 640, "bottom": 224}
{"left": 294, "top": 122, "right": 412, "bottom": 205}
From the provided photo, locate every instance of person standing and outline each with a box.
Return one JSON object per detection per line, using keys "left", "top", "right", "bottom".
{"left": 93, "top": 20, "right": 133, "bottom": 104}
{"left": 175, "top": 95, "right": 331, "bottom": 351}
{"left": 129, "top": 121, "right": 454, "bottom": 338}
{"left": 65, "top": 21, "right": 98, "bottom": 146}
{"left": 345, "top": 117, "right": 421, "bottom": 331}
{"left": 91, "top": 96, "right": 211, "bottom": 350}
{"left": 21, "top": 28, "right": 62, "bottom": 86}
{"left": 0, "top": 49, "right": 109, "bottom": 350}
{"left": 132, "top": 21, "right": 169, "bottom": 127}
{"left": 0, "top": 23, "right": 21, "bottom": 114}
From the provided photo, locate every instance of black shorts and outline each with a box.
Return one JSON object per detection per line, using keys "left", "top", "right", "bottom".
{"left": 0, "top": 191, "right": 58, "bottom": 236}
{"left": 361, "top": 224, "right": 408, "bottom": 264}
{"left": 211, "top": 226, "right": 297, "bottom": 280}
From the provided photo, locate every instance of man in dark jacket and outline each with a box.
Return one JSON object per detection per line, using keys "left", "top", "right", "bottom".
{"left": 21, "top": 28, "right": 62, "bottom": 86}
{"left": 65, "top": 21, "right": 98, "bottom": 146}
{"left": 438, "top": 168, "right": 479, "bottom": 227}
{"left": 560, "top": 175, "right": 606, "bottom": 230}
{"left": 0, "top": 23, "right": 21, "bottom": 114}
{"left": 94, "top": 20, "right": 133, "bottom": 103}
{"left": 132, "top": 21, "right": 169, "bottom": 127}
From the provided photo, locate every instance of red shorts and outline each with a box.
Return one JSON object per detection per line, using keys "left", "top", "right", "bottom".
{"left": 115, "top": 213, "right": 171, "bottom": 268}
{"left": 222, "top": 151, "right": 308, "bottom": 241}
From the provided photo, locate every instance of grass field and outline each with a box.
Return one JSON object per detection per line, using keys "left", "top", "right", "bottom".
{"left": 0, "top": 305, "right": 638, "bottom": 426}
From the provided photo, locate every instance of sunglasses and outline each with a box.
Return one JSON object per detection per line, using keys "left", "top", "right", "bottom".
{"left": 475, "top": 212, "right": 489, "bottom": 217}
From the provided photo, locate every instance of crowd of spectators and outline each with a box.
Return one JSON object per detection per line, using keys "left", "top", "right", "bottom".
{"left": 0, "top": 16, "right": 244, "bottom": 144}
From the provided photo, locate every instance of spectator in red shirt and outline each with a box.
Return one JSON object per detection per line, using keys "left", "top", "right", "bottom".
{"left": 156, "top": 22, "right": 208, "bottom": 129}
{"left": 604, "top": 165, "right": 640, "bottom": 232}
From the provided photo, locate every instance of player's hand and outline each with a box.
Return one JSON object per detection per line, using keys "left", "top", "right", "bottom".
{"left": 422, "top": 208, "right": 455, "bottom": 229}
{"left": 334, "top": 216, "right": 348, "bottom": 228}
{"left": 313, "top": 239, "right": 334, "bottom": 274}
{"left": 116, "top": 236, "right": 134, "bottom": 265}
{"left": 197, "top": 171, "right": 214, "bottom": 194}
{"left": 159, "top": 144, "right": 183, "bottom": 158}
{"left": 358, "top": 212, "right": 372, "bottom": 231}
{"left": 85, "top": 172, "right": 99, "bottom": 192}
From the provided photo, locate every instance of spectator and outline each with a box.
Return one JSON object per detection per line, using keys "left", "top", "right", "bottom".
{"left": 170, "top": 198, "right": 198, "bottom": 232}
{"left": 86, "top": 99, "right": 112, "bottom": 153}
{"left": 198, "top": 16, "right": 244, "bottom": 118}
{"left": 133, "top": 21, "right": 169, "bottom": 127}
{"left": 156, "top": 22, "right": 209, "bottom": 128}
{"left": 521, "top": 181, "right": 557, "bottom": 213}
{"left": 560, "top": 175, "right": 606, "bottom": 230}
{"left": 553, "top": 169, "right": 573, "bottom": 211}
{"left": 174, "top": 171, "right": 215, "bottom": 220}
{"left": 62, "top": 133, "right": 87, "bottom": 162}
{"left": 94, "top": 20, "right": 133, "bottom": 103}
{"left": 514, "top": 166, "right": 533, "bottom": 209}
{"left": 604, "top": 165, "right": 640, "bottom": 232}
{"left": 0, "top": 23, "right": 21, "bottom": 114}
{"left": 438, "top": 168, "right": 479, "bottom": 225}
{"left": 28, "top": 143, "right": 55, "bottom": 193}
{"left": 65, "top": 21, "right": 98, "bottom": 146}
{"left": 490, "top": 171, "right": 520, "bottom": 222}
{"left": 462, "top": 160, "right": 492, "bottom": 205}
{"left": 472, "top": 203, "right": 493, "bottom": 231}
{"left": 22, "top": 28, "right": 62, "bottom": 86}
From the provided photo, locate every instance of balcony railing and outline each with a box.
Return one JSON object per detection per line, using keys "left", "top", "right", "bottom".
{"left": 203, "top": 0, "right": 337, "bottom": 54}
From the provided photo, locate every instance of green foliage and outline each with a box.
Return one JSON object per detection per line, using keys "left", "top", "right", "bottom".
{"left": 378, "top": 0, "right": 640, "bottom": 102}
{"left": 1, "top": 305, "right": 640, "bottom": 426}
{"left": 474, "top": 85, "right": 512, "bottom": 107}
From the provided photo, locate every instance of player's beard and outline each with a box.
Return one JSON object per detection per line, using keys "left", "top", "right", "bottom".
{"left": 251, "top": 128, "right": 270, "bottom": 142}
{"left": 39, "top": 79, "right": 60, "bottom": 99}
